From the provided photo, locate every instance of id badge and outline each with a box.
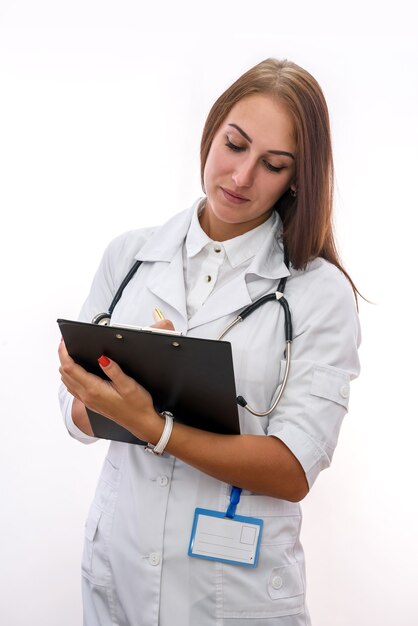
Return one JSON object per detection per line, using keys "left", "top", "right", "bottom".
{"left": 188, "top": 507, "right": 263, "bottom": 567}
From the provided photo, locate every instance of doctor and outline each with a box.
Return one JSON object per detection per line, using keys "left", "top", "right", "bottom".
{"left": 59, "top": 58, "right": 360, "bottom": 626}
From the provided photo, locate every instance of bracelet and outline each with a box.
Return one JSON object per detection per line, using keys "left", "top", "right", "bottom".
{"left": 144, "top": 411, "right": 174, "bottom": 456}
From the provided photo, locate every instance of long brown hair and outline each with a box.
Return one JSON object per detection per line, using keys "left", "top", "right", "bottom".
{"left": 200, "top": 58, "right": 359, "bottom": 299}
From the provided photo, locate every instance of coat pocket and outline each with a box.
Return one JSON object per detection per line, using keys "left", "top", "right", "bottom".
{"left": 81, "top": 456, "right": 120, "bottom": 585}
{"left": 220, "top": 495, "right": 305, "bottom": 620}
{"left": 220, "top": 547, "right": 304, "bottom": 620}
{"left": 81, "top": 504, "right": 102, "bottom": 579}
{"left": 310, "top": 364, "right": 350, "bottom": 409}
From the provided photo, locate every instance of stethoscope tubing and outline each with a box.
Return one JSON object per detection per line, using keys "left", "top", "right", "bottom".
{"left": 218, "top": 292, "right": 292, "bottom": 417}
{"left": 91, "top": 256, "right": 293, "bottom": 418}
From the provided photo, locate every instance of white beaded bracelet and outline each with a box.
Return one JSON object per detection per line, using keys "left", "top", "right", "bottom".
{"left": 144, "top": 411, "right": 174, "bottom": 456}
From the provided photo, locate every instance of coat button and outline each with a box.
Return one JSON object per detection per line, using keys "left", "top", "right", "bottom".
{"left": 148, "top": 552, "right": 161, "bottom": 566}
{"left": 339, "top": 384, "right": 349, "bottom": 399}
{"left": 157, "top": 475, "right": 169, "bottom": 487}
{"left": 205, "top": 275, "right": 212, "bottom": 282}
{"left": 271, "top": 575, "right": 283, "bottom": 590}
{"left": 214, "top": 246, "right": 222, "bottom": 253}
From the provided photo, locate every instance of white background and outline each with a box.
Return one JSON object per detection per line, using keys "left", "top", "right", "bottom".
{"left": 1, "top": 1, "right": 417, "bottom": 624}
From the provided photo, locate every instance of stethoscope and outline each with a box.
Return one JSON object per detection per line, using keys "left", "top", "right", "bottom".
{"left": 92, "top": 253, "right": 293, "bottom": 417}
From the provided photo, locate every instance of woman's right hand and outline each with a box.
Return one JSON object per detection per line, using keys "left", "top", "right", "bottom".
{"left": 65, "top": 317, "right": 175, "bottom": 437}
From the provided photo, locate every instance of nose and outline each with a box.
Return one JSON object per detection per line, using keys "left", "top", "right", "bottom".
{"left": 232, "top": 156, "right": 256, "bottom": 188}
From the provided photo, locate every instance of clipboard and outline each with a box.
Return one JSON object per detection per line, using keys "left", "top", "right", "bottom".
{"left": 58, "top": 319, "right": 240, "bottom": 445}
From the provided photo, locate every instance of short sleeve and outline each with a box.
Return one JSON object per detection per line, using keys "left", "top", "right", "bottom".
{"left": 267, "top": 261, "right": 361, "bottom": 489}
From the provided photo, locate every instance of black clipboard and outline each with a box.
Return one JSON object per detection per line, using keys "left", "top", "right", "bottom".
{"left": 58, "top": 319, "right": 240, "bottom": 445}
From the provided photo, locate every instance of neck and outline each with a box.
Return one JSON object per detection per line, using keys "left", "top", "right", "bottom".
{"left": 199, "top": 204, "right": 274, "bottom": 242}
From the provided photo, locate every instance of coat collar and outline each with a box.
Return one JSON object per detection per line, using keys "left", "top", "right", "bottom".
{"left": 185, "top": 203, "right": 277, "bottom": 270}
{"left": 133, "top": 199, "right": 290, "bottom": 330}
{"left": 186, "top": 218, "right": 290, "bottom": 329}
{"left": 135, "top": 199, "right": 290, "bottom": 278}
{"left": 134, "top": 203, "right": 197, "bottom": 263}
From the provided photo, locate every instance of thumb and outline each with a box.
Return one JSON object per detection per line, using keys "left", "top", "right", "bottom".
{"left": 97, "top": 354, "right": 152, "bottom": 403}
{"left": 98, "top": 355, "right": 112, "bottom": 369}
{"left": 97, "top": 355, "right": 130, "bottom": 393}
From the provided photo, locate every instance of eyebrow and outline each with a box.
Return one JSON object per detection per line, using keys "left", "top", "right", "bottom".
{"left": 228, "top": 123, "right": 295, "bottom": 160}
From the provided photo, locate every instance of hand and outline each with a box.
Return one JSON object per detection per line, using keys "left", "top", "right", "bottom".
{"left": 58, "top": 315, "right": 175, "bottom": 440}
{"left": 59, "top": 339, "right": 162, "bottom": 440}
{"left": 150, "top": 319, "right": 175, "bottom": 332}
{"left": 59, "top": 318, "right": 308, "bottom": 501}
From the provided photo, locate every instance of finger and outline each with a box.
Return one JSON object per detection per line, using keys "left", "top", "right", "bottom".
{"left": 58, "top": 337, "right": 70, "bottom": 363}
{"left": 60, "top": 363, "right": 97, "bottom": 398}
{"left": 61, "top": 357, "right": 114, "bottom": 414}
{"left": 150, "top": 319, "right": 175, "bottom": 331}
{"left": 59, "top": 345, "right": 102, "bottom": 394}
{"left": 58, "top": 339, "right": 82, "bottom": 375}
{"left": 58, "top": 340, "right": 81, "bottom": 385}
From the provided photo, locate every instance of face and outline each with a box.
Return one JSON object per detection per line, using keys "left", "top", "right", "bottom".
{"left": 201, "top": 93, "right": 297, "bottom": 241}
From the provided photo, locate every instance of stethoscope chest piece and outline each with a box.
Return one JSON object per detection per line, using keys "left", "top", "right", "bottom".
{"left": 91, "top": 312, "right": 111, "bottom": 326}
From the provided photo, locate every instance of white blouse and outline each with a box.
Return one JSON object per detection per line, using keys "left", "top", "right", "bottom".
{"left": 183, "top": 202, "right": 276, "bottom": 318}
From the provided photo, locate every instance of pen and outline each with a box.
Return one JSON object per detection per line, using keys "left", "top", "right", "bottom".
{"left": 153, "top": 307, "right": 166, "bottom": 322}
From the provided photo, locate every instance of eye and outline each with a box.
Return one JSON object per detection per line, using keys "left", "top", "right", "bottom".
{"left": 225, "top": 137, "right": 245, "bottom": 152}
{"left": 263, "top": 160, "right": 284, "bottom": 173}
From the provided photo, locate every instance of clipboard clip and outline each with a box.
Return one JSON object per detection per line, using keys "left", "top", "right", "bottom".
{"left": 111, "top": 323, "right": 183, "bottom": 336}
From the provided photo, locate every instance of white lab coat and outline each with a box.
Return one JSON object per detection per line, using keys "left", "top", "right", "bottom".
{"left": 59, "top": 201, "right": 361, "bottom": 626}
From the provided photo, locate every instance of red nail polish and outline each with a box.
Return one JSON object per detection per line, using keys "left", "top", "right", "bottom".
{"left": 98, "top": 355, "right": 110, "bottom": 367}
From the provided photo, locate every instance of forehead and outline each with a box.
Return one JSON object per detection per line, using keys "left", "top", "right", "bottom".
{"left": 223, "top": 93, "right": 295, "bottom": 149}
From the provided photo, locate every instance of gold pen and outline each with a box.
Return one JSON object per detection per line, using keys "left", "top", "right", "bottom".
{"left": 152, "top": 307, "right": 166, "bottom": 322}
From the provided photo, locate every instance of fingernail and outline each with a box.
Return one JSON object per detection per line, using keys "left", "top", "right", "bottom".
{"left": 98, "top": 355, "right": 110, "bottom": 367}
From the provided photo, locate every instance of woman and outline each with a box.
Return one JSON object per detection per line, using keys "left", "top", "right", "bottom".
{"left": 59, "top": 58, "right": 360, "bottom": 626}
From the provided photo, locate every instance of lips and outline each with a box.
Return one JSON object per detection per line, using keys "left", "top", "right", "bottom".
{"left": 221, "top": 187, "right": 250, "bottom": 203}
